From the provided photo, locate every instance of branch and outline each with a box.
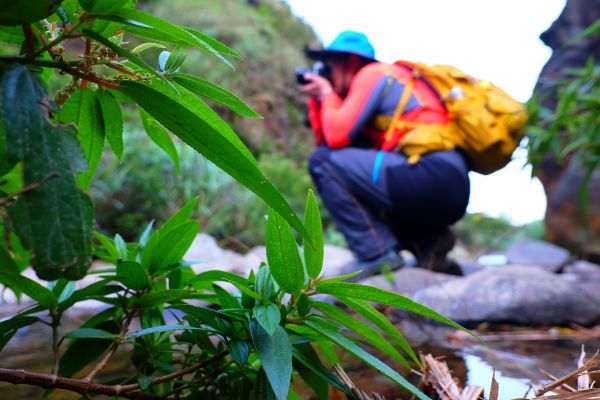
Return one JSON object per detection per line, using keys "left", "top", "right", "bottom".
{"left": 0, "top": 173, "right": 59, "bottom": 206}
{"left": 0, "top": 352, "right": 228, "bottom": 399}
{"left": 0, "top": 369, "right": 159, "bottom": 400}
{"left": 22, "top": 25, "right": 35, "bottom": 58}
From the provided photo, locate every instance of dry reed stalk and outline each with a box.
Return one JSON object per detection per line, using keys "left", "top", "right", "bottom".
{"left": 419, "top": 353, "right": 483, "bottom": 400}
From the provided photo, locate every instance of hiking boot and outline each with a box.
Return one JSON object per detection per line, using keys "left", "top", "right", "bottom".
{"left": 340, "top": 249, "right": 404, "bottom": 282}
{"left": 413, "top": 229, "right": 463, "bottom": 276}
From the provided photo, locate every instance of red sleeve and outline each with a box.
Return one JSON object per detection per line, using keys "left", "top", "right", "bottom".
{"left": 320, "top": 65, "right": 387, "bottom": 148}
{"left": 307, "top": 97, "right": 324, "bottom": 145}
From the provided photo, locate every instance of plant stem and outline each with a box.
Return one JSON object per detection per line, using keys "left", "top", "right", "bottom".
{"left": 22, "top": 25, "right": 35, "bottom": 57}
{"left": 0, "top": 173, "right": 60, "bottom": 206}
{"left": 51, "top": 312, "right": 60, "bottom": 375}
{"left": 33, "top": 14, "right": 88, "bottom": 58}
{"left": 0, "top": 351, "right": 228, "bottom": 399}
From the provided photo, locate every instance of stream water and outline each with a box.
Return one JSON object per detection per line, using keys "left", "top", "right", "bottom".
{"left": 0, "top": 305, "right": 597, "bottom": 399}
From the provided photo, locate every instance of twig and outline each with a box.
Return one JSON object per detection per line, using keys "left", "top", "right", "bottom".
{"left": 80, "top": 38, "right": 92, "bottom": 89}
{"left": 22, "top": 25, "right": 35, "bottom": 57}
{"left": 51, "top": 313, "right": 60, "bottom": 375}
{"left": 540, "top": 369, "right": 577, "bottom": 392}
{"left": 0, "top": 351, "right": 227, "bottom": 399}
{"left": 33, "top": 14, "right": 88, "bottom": 58}
{"left": 535, "top": 351, "right": 600, "bottom": 396}
{"left": 84, "top": 309, "right": 136, "bottom": 382}
{"left": 0, "top": 173, "right": 60, "bottom": 206}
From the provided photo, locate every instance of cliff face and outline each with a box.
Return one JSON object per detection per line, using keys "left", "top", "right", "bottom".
{"left": 533, "top": 0, "right": 600, "bottom": 259}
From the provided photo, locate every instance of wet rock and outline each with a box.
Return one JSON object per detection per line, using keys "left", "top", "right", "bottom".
{"left": 412, "top": 266, "right": 600, "bottom": 326}
{"left": 563, "top": 260, "right": 600, "bottom": 282}
{"left": 505, "top": 239, "right": 570, "bottom": 272}
{"left": 360, "top": 268, "right": 458, "bottom": 296}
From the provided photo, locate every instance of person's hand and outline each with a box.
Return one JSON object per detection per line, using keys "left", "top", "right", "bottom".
{"left": 299, "top": 73, "right": 333, "bottom": 98}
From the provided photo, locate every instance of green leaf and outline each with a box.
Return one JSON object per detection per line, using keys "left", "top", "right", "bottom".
{"left": 146, "top": 220, "right": 199, "bottom": 272}
{"left": 57, "top": 88, "right": 105, "bottom": 190}
{"left": 114, "top": 234, "right": 127, "bottom": 258}
{"left": 131, "top": 42, "right": 166, "bottom": 54}
{"left": 312, "top": 301, "right": 410, "bottom": 369}
{"left": 116, "top": 261, "right": 149, "bottom": 291}
{"left": 254, "top": 368, "right": 278, "bottom": 400}
{"left": 0, "top": 316, "right": 39, "bottom": 337}
{"left": 134, "top": 289, "right": 193, "bottom": 308}
{"left": 83, "top": 29, "right": 172, "bottom": 89}
{"left": 316, "top": 282, "right": 471, "bottom": 335}
{"left": 139, "top": 107, "right": 180, "bottom": 174}
{"left": 250, "top": 321, "right": 292, "bottom": 400}
{"left": 65, "top": 328, "right": 121, "bottom": 339}
{"left": 158, "top": 197, "right": 197, "bottom": 237}
{"left": 253, "top": 303, "right": 281, "bottom": 336}
{"left": 137, "top": 375, "right": 153, "bottom": 391}
{"left": 164, "top": 46, "right": 187, "bottom": 73}
{"left": 96, "top": 90, "right": 123, "bottom": 159}
{"left": 227, "top": 280, "right": 261, "bottom": 301}
{"left": 94, "top": 231, "right": 120, "bottom": 261}
{"left": 292, "top": 343, "right": 350, "bottom": 397}
{"left": 227, "top": 339, "right": 249, "bottom": 366}
{"left": 58, "top": 278, "right": 119, "bottom": 312}
{"left": 83, "top": 0, "right": 130, "bottom": 14}
{"left": 92, "top": 9, "right": 236, "bottom": 67}
{"left": 0, "top": 270, "right": 56, "bottom": 308}
{"left": 2, "top": 64, "right": 93, "bottom": 280}
{"left": 172, "top": 73, "right": 261, "bottom": 118}
{"left": 126, "top": 324, "right": 206, "bottom": 339}
{"left": 296, "top": 292, "right": 311, "bottom": 318}
{"left": 190, "top": 270, "right": 248, "bottom": 286}
{"left": 266, "top": 208, "right": 305, "bottom": 294}
{"left": 293, "top": 358, "right": 328, "bottom": 400}
{"left": 338, "top": 296, "right": 420, "bottom": 366}
{"left": 119, "top": 79, "right": 309, "bottom": 241}
{"left": 303, "top": 190, "right": 324, "bottom": 279}
{"left": 59, "top": 319, "right": 119, "bottom": 377}
{"left": 316, "top": 270, "right": 362, "bottom": 284}
{"left": 304, "top": 318, "right": 429, "bottom": 400}
{"left": 183, "top": 26, "right": 239, "bottom": 58}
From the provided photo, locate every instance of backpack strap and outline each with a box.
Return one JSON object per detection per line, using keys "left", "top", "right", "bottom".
{"left": 383, "top": 71, "right": 415, "bottom": 147}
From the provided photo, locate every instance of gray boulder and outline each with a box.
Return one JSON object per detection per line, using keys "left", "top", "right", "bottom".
{"left": 505, "top": 239, "right": 571, "bottom": 272}
{"left": 412, "top": 266, "right": 600, "bottom": 325}
{"left": 360, "top": 268, "right": 458, "bottom": 296}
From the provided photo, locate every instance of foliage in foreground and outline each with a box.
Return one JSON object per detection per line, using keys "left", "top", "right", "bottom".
{"left": 0, "top": 0, "right": 468, "bottom": 399}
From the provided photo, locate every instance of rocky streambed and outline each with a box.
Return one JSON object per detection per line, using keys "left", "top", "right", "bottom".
{"left": 1, "top": 235, "right": 599, "bottom": 399}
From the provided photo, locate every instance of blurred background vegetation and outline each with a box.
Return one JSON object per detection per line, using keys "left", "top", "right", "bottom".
{"left": 91, "top": 0, "right": 545, "bottom": 254}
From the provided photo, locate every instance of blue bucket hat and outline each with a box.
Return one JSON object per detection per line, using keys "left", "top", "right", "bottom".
{"left": 306, "top": 30, "right": 376, "bottom": 62}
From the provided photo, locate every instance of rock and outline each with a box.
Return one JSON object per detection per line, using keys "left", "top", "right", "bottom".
{"left": 533, "top": 0, "right": 600, "bottom": 260}
{"left": 505, "top": 239, "right": 571, "bottom": 272}
{"left": 456, "top": 260, "right": 485, "bottom": 276}
{"left": 563, "top": 260, "right": 600, "bottom": 282}
{"left": 184, "top": 234, "right": 249, "bottom": 275}
{"left": 360, "top": 268, "right": 458, "bottom": 296}
{"left": 412, "top": 266, "right": 600, "bottom": 326}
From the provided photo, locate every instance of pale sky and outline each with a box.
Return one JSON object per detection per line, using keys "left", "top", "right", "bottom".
{"left": 284, "top": 0, "right": 567, "bottom": 225}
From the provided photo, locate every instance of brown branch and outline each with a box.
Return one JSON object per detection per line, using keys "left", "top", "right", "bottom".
{"left": 0, "top": 351, "right": 227, "bottom": 399}
{"left": 535, "top": 351, "right": 600, "bottom": 396}
{"left": 22, "top": 25, "right": 35, "bottom": 58}
{"left": 0, "top": 368, "right": 159, "bottom": 399}
{"left": 80, "top": 38, "right": 92, "bottom": 89}
{"left": 0, "top": 173, "right": 60, "bottom": 206}
{"left": 107, "top": 62, "right": 136, "bottom": 76}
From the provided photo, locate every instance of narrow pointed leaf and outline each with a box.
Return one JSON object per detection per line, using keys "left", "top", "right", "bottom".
{"left": 312, "top": 301, "right": 410, "bottom": 369}
{"left": 92, "top": 8, "right": 235, "bottom": 67}
{"left": 82, "top": 29, "right": 172, "bottom": 89}
{"left": 119, "top": 80, "right": 309, "bottom": 241}
{"left": 134, "top": 289, "right": 194, "bottom": 308}
{"left": 139, "top": 107, "right": 180, "bottom": 173}
{"left": 253, "top": 303, "right": 281, "bottom": 336}
{"left": 131, "top": 42, "right": 166, "bottom": 54}
{"left": 266, "top": 208, "right": 304, "bottom": 294}
{"left": 292, "top": 343, "right": 350, "bottom": 396}
{"left": 250, "top": 321, "right": 292, "bottom": 400}
{"left": 158, "top": 197, "right": 197, "bottom": 237}
{"left": 65, "top": 328, "right": 121, "bottom": 339}
{"left": 190, "top": 270, "right": 249, "bottom": 286}
{"left": 146, "top": 221, "right": 199, "bottom": 272}
{"left": 304, "top": 318, "right": 429, "bottom": 400}
{"left": 96, "top": 90, "right": 123, "bottom": 159}
{"left": 254, "top": 368, "right": 278, "bottom": 400}
{"left": 303, "top": 189, "right": 324, "bottom": 279}
{"left": 338, "top": 296, "right": 420, "bottom": 366}
{"left": 126, "top": 324, "right": 206, "bottom": 339}
{"left": 116, "top": 261, "right": 149, "bottom": 291}
{"left": 165, "top": 46, "right": 187, "bottom": 73}
{"left": 0, "top": 270, "right": 56, "bottom": 307}
{"left": 173, "top": 73, "right": 261, "bottom": 118}
{"left": 227, "top": 339, "right": 249, "bottom": 365}
{"left": 316, "top": 282, "right": 471, "bottom": 335}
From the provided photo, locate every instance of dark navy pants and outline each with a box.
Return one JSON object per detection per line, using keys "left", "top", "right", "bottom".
{"left": 308, "top": 147, "right": 470, "bottom": 260}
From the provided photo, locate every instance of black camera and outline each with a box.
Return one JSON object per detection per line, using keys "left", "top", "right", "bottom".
{"left": 295, "top": 62, "right": 330, "bottom": 85}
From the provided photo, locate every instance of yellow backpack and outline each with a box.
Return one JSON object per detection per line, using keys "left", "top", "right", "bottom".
{"left": 387, "top": 61, "right": 528, "bottom": 175}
